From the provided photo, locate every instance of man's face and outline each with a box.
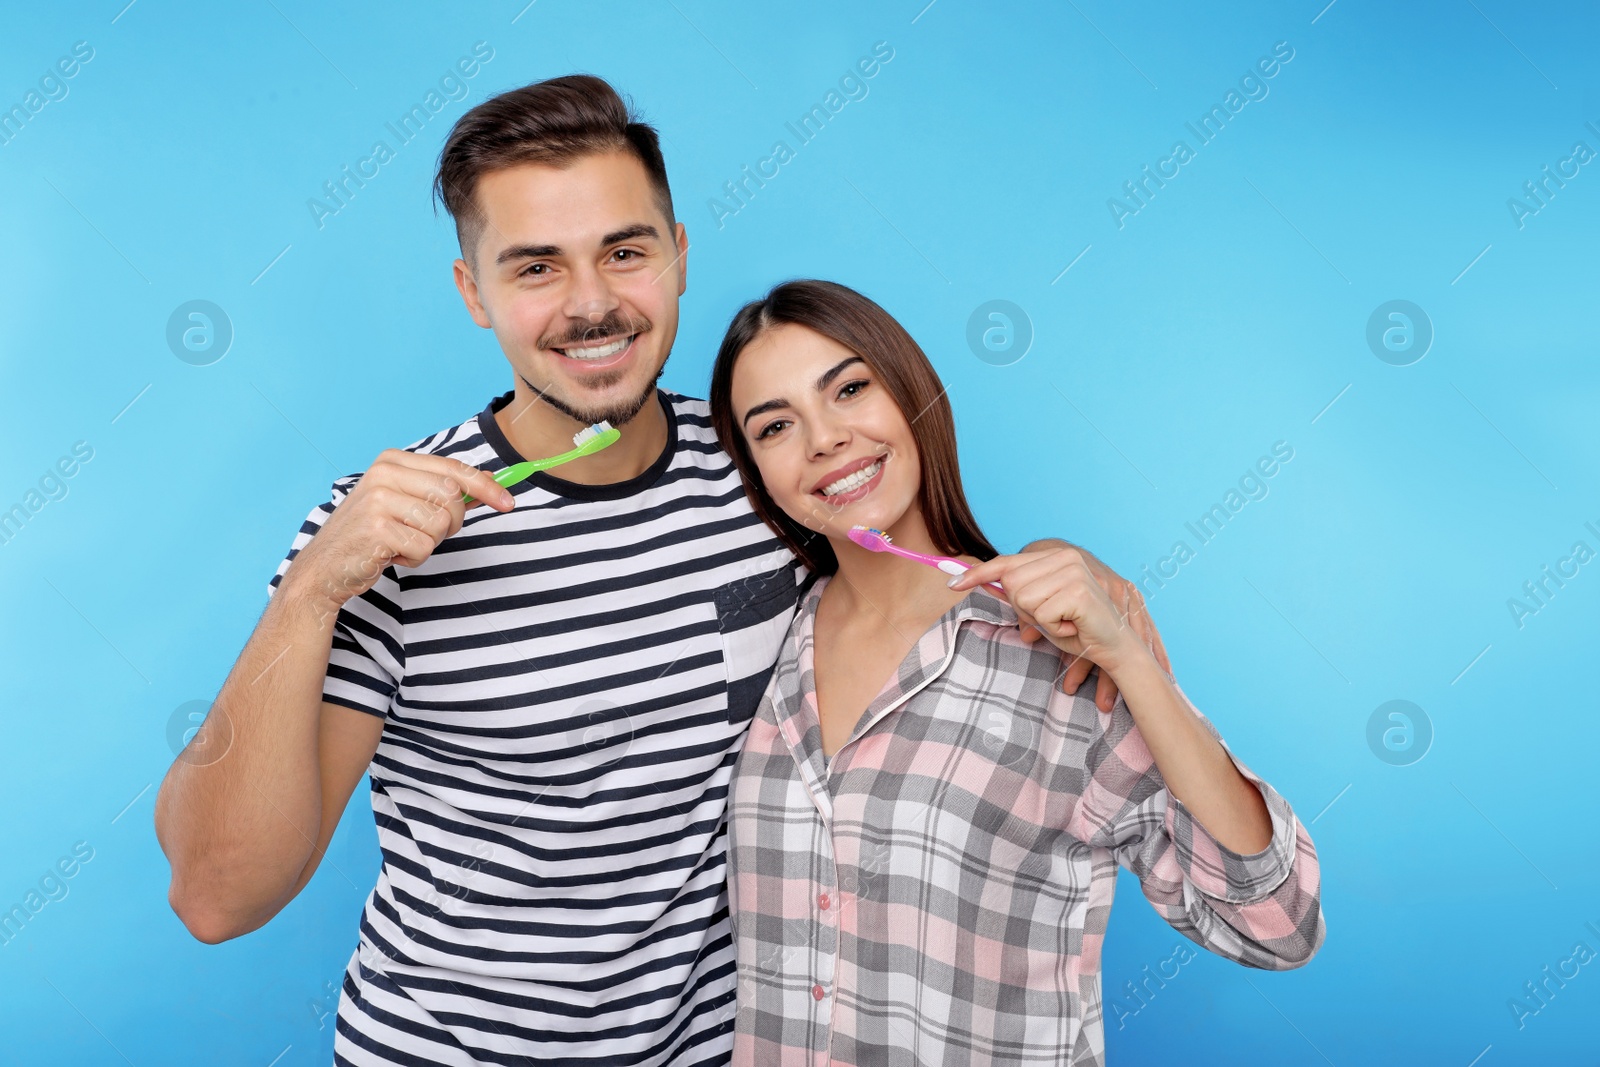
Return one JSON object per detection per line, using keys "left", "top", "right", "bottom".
{"left": 453, "top": 150, "right": 687, "bottom": 428}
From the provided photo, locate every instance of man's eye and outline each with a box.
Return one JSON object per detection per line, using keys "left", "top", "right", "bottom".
{"left": 521, "top": 263, "right": 548, "bottom": 277}
{"left": 613, "top": 248, "right": 641, "bottom": 262}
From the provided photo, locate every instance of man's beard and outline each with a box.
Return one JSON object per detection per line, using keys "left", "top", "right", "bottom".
{"left": 522, "top": 361, "right": 666, "bottom": 428}
{"left": 523, "top": 311, "right": 667, "bottom": 428}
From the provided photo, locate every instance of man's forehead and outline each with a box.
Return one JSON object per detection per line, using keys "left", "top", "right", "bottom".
{"left": 476, "top": 154, "right": 662, "bottom": 244}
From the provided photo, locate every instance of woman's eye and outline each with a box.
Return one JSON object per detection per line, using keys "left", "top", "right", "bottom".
{"left": 838, "top": 379, "right": 869, "bottom": 399}
{"left": 756, "top": 419, "right": 789, "bottom": 440}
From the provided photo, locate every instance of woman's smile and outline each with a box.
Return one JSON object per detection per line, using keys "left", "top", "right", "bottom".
{"left": 812, "top": 452, "right": 888, "bottom": 504}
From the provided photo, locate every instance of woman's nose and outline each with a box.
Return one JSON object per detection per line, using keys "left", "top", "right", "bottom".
{"left": 805, "top": 416, "right": 850, "bottom": 459}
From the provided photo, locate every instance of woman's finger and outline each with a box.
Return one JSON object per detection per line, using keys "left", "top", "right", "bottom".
{"left": 947, "top": 553, "right": 1016, "bottom": 591}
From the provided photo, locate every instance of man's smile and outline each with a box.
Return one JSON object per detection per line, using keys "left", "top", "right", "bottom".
{"left": 550, "top": 332, "right": 639, "bottom": 369}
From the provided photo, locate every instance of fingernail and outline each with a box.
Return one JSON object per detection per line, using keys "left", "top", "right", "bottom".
{"left": 946, "top": 576, "right": 961, "bottom": 588}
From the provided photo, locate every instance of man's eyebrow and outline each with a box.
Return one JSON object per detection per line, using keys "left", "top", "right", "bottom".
{"left": 601, "top": 223, "right": 660, "bottom": 245}
{"left": 815, "top": 355, "right": 865, "bottom": 392}
{"left": 496, "top": 243, "right": 561, "bottom": 265}
{"left": 494, "top": 224, "right": 662, "bottom": 267}
{"left": 742, "top": 356, "right": 867, "bottom": 428}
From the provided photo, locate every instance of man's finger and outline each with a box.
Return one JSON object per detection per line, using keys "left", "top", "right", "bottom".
{"left": 379, "top": 451, "right": 515, "bottom": 512}
{"left": 456, "top": 466, "right": 517, "bottom": 510}
{"left": 415, "top": 454, "right": 515, "bottom": 511}
{"left": 1124, "top": 588, "right": 1173, "bottom": 674}
{"left": 1093, "top": 671, "right": 1121, "bottom": 713}
{"left": 1060, "top": 654, "right": 1093, "bottom": 694}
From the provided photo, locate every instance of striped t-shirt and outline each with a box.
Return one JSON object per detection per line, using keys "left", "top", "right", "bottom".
{"left": 267, "top": 389, "right": 805, "bottom": 1067}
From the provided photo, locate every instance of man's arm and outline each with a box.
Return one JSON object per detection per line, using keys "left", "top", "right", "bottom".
{"left": 154, "top": 586, "right": 381, "bottom": 942}
{"left": 154, "top": 450, "right": 516, "bottom": 943}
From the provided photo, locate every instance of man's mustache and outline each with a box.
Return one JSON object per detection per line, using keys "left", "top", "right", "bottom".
{"left": 542, "top": 315, "right": 652, "bottom": 350}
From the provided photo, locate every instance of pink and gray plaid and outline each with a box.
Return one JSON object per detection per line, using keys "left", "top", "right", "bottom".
{"left": 728, "top": 574, "right": 1325, "bottom": 1066}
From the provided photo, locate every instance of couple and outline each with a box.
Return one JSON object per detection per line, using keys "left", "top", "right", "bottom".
{"left": 154, "top": 74, "right": 1323, "bottom": 1066}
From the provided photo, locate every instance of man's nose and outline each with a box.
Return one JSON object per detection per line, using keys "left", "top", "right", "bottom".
{"left": 564, "top": 265, "right": 620, "bottom": 324}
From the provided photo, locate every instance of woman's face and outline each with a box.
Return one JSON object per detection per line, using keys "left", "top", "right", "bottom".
{"left": 730, "top": 322, "right": 921, "bottom": 540}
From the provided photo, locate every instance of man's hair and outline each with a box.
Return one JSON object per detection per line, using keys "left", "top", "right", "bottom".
{"left": 433, "top": 74, "right": 676, "bottom": 265}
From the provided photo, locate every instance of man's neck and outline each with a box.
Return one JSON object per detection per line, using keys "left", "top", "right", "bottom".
{"left": 493, "top": 385, "right": 670, "bottom": 487}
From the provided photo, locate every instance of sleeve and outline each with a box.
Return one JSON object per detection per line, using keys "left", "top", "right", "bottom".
{"left": 1065, "top": 673, "right": 1326, "bottom": 970}
{"left": 265, "top": 473, "right": 404, "bottom": 719}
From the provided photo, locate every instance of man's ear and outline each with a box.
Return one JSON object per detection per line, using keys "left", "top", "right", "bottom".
{"left": 452, "top": 257, "right": 493, "bottom": 329}
{"left": 673, "top": 222, "right": 688, "bottom": 296}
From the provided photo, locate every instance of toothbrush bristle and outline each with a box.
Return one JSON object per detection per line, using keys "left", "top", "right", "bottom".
{"left": 571, "top": 420, "right": 614, "bottom": 446}
{"left": 847, "top": 526, "right": 894, "bottom": 552}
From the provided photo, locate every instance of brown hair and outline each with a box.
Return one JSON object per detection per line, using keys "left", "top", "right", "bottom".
{"left": 433, "top": 74, "right": 676, "bottom": 263}
{"left": 710, "top": 280, "right": 998, "bottom": 576}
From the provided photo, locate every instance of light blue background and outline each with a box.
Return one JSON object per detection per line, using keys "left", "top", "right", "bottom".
{"left": 2, "top": 1, "right": 1597, "bottom": 1064}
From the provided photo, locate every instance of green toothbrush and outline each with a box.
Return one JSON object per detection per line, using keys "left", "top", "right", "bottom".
{"left": 463, "top": 421, "right": 620, "bottom": 504}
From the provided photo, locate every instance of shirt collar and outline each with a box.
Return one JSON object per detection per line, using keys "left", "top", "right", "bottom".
{"left": 768, "top": 571, "right": 1022, "bottom": 786}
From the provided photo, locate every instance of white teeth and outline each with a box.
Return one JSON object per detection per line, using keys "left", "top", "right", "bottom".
{"left": 559, "top": 335, "right": 632, "bottom": 361}
{"left": 821, "top": 459, "right": 883, "bottom": 497}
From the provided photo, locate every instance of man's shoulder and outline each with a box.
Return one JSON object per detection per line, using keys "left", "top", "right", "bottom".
{"left": 659, "top": 389, "right": 740, "bottom": 467}
{"left": 396, "top": 401, "right": 499, "bottom": 462}
{"left": 660, "top": 388, "right": 715, "bottom": 435}
{"left": 324, "top": 398, "right": 501, "bottom": 502}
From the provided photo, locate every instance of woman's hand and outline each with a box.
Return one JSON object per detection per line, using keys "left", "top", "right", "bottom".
{"left": 949, "top": 543, "right": 1170, "bottom": 709}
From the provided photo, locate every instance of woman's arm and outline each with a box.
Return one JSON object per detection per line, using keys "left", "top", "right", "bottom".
{"left": 953, "top": 544, "right": 1325, "bottom": 968}
{"left": 1103, "top": 648, "right": 1273, "bottom": 854}
{"left": 1064, "top": 680, "right": 1326, "bottom": 970}
{"left": 952, "top": 543, "right": 1269, "bottom": 851}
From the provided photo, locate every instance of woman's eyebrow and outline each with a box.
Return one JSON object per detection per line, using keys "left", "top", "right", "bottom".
{"left": 815, "top": 355, "right": 864, "bottom": 392}
{"left": 741, "top": 355, "right": 867, "bottom": 428}
{"left": 741, "top": 397, "right": 787, "bottom": 428}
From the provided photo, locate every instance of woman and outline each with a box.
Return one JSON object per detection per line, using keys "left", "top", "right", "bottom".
{"left": 708, "top": 280, "right": 1325, "bottom": 1066}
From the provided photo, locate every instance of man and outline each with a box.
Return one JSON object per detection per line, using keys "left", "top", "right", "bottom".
{"left": 154, "top": 74, "right": 1166, "bottom": 1066}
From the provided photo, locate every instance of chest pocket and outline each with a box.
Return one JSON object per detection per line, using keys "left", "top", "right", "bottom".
{"left": 714, "top": 561, "right": 806, "bottom": 725}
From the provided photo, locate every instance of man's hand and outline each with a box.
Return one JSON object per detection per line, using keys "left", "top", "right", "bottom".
{"left": 952, "top": 537, "right": 1170, "bottom": 710}
{"left": 280, "top": 450, "right": 516, "bottom": 618}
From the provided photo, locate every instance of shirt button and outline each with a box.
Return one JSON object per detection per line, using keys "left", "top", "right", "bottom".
{"left": 812, "top": 984, "right": 825, "bottom": 1001}
{"left": 818, "top": 893, "right": 831, "bottom": 911}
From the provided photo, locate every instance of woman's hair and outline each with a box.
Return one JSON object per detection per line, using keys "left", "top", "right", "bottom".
{"left": 709, "top": 279, "right": 998, "bottom": 575}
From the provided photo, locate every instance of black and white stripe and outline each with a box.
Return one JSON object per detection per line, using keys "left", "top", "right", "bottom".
{"left": 268, "top": 390, "right": 803, "bottom": 1066}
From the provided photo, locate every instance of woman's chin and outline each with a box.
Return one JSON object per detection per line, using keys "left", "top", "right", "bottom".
{"left": 825, "top": 507, "right": 912, "bottom": 541}
{"left": 780, "top": 487, "right": 914, "bottom": 543}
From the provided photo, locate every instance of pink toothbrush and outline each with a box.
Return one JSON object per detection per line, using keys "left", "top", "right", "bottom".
{"left": 846, "top": 526, "right": 1006, "bottom": 594}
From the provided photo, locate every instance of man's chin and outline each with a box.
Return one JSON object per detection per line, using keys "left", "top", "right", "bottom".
{"left": 524, "top": 363, "right": 666, "bottom": 429}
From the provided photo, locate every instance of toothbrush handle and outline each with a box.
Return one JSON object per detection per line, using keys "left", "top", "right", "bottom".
{"left": 933, "top": 557, "right": 1006, "bottom": 595}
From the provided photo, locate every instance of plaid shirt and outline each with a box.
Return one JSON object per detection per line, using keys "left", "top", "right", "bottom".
{"left": 728, "top": 575, "right": 1325, "bottom": 1066}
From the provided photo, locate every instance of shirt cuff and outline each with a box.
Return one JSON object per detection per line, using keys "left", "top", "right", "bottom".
{"left": 1163, "top": 761, "right": 1298, "bottom": 905}
{"left": 1159, "top": 678, "right": 1298, "bottom": 905}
